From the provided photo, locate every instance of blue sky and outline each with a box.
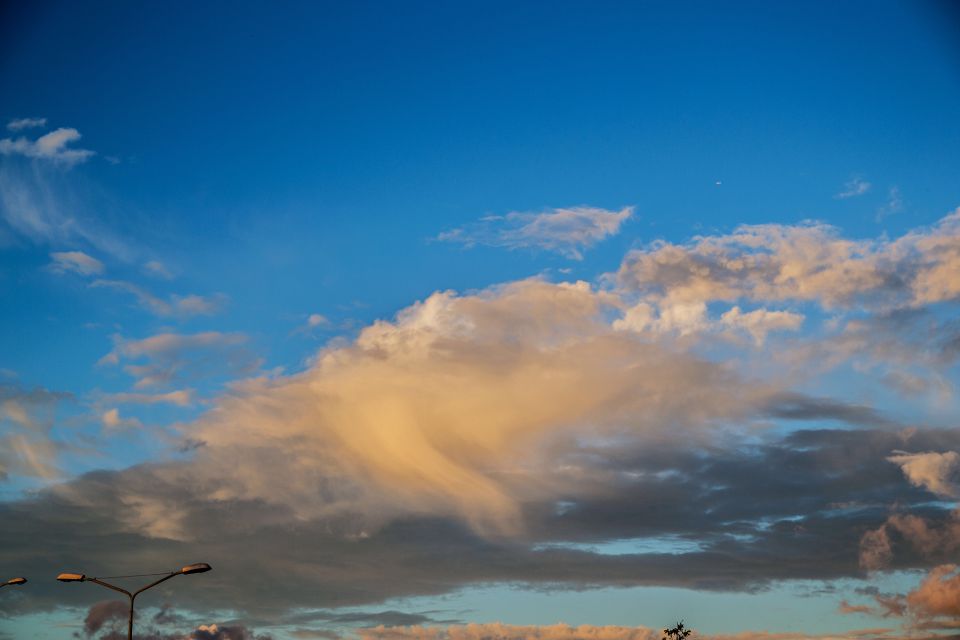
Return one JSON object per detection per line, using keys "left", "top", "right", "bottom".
{"left": 2, "top": 2, "right": 960, "bottom": 639}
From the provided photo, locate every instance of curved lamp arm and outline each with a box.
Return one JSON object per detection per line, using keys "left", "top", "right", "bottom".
{"left": 1, "top": 577, "right": 27, "bottom": 589}
{"left": 57, "top": 564, "right": 211, "bottom": 640}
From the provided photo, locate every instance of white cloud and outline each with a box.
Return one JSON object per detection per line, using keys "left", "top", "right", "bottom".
{"left": 0, "top": 127, "right": 95, "bottom": 165}
{"left": 876, "top": 186, "right": 904, "bottom": 221}
{"left": 615, "top": 208, "right": 960, "bottom": 310}
{"left": 103, "top": 389, "right": 195, "bottom": 407}
{"left": 888, "top": 451, "right": 960, "bottom": 498}
{"left": 144, "top": 259, "right": 174, "bottom": 279}
{"left": 6, "top": 117, "right": 47, "bottom": 132}
{"left": 91, "top": 279, "right": 228, "bottom": 317}
{"left": 293, "top": 312, "right": 332, "bottom": 337}
{"left": 100, "top": 331, "right": 258, "bottom": 389}
{"left": 0, "top": 159, "right": 133, "bottom": 259}
{"left": 48, "top": 250, "right": 105, "bottom": 276}
{"left": 720, "top": 306, "right": 804, "bottom": 345}
{"left": 101, "top": 407, "right": 142, "bottom": 431}
{"left": 836, "top": 176, "right": 871, "bottom": 199}
{"left": 439, "top": 206, "right": 634, "bottom": 260}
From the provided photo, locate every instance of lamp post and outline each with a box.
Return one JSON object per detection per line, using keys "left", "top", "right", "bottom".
{"left": 1, "top": 577, "right": 27, "bottom": 588}
{"left": 57, "top": 563, "right": 211, "bottom": 640}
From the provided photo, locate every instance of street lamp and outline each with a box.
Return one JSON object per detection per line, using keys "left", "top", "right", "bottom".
{"left": 1, "top": 577, "right": 27, "bottom": 588}
{"left": 57, "top": 563, "right": 211, "bottom": 640}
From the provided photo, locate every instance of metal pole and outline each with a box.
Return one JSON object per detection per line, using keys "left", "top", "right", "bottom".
{"left": 86, "top": 574, "right": 178, "bottom": 640}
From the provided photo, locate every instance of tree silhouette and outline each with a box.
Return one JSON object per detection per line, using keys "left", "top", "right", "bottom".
{"left": 663, "top": 621, "right": 693, "bottom": 640}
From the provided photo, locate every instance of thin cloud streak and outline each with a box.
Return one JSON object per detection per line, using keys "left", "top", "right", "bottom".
{"left": 6, "top": 117, "right": 47, "bottom": 132}
{"left": 836, "top": 177, "right": 872, "bottom": 199}
{"left": 91, "top": 279, "right": 228, "bottom": 318}
{"left": 49, "top": 250, "right": 105, "bottom": 276}
{"left": 438, "top": 206, "right": 634, "bottom": 259}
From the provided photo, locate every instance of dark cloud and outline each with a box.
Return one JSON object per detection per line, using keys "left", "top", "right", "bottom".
{"left": 154, "top": 603, "right": 187, "bottom": 626}
{"left": 4, "top": 424, "right": 960, "bottom": 631}
{"left": 322, "top": 612, "right": 453, "bottom": 628}
{"left": 83, "top": 600, "right": 127, "bottom": 635}
{"left": 763, "top": 393, "right": 901, "bottom": 428}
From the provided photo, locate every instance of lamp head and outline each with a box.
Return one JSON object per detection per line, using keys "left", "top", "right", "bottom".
{"left": 180, "top": 563, "right": 211, "bottom": 575}
{"left": 56, "top": 573, "right": 86, "bottom": 582}
{"left": 4, "top": 577, "right": 26, "bottom": 586}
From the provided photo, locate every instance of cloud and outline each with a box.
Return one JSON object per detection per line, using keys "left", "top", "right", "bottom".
{"left": 83, "top": 600, "right": 128, "bottom": 636}
{"left": 0, "top": 127, "right": 95, "bottom": 165}
{"left": 887, "top": 451, "right": 960, "bottom": 498}
{"left": 172, "top": 278, "right": 785, "bottom": 537}
{"left": 438, "top": 206, "right": 633, "bottom": 259}
{"left": 859, "top": 525, "right": 894, "bottom": 571}
{"left": 145, "top": 260, "right": 175, "bottom": 279}
{"left": 0, "top": 424, "right": 951, "bottom": 618}
{"left": 6, "top": 117, "right": 47, "bottom": 132}
{"left": 91, "top": 280, "right": 228, "bottom": 318}
{"left": 876, "top": 187, "right": 904, "bottom": 221}
{"left": 103, "top": 389, "right": 195, "bottom": 407}
{"left": 76, "top": 601, "right": 272, "bottom": 640}
{"left": 99, "top": 332, "right": 259, "bottom": 389}
{"left": 309, "top": 313, "right": 330, "bottom": 328}
{"left": 356, "top": 625, "right": 914, "bottom": 640}
{"left": 49, "top": 250, "right": 105, "bottom": 276}
{"left": 615, "top": 209, "right": 960, "bottom": 311}
{"left": 4, "top": 212, "right": 960, "bottom": 626}
{"left": 836, "top": 177, "right": 872, "bottom": 199}
{"left": 101, "top": 407, "right": 143, "bottom": 431}
{"left": 0, "top": 383, "right": 70, "bottom": 482}
{"left": 357, "top": 623, "right": 659, "bottom": 640}
{"left": 848, "top": 563, "right": 960, "bottom": 630}
{"left": 721, "top": 306, "right": 804, "bottom": 344}
{"left": 905, "top": 564, "right": 960, "bottom": 619}
{"left": 0, "top": 157, "right": 133, "bottom": 259}
{"left": 188, "top": 623, "right": 273, "bottom": 640}
{"left": 839, "top": 600, "right": 875, "bottom": 615}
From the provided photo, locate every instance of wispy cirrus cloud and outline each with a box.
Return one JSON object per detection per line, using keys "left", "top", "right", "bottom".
{"left": 438, "top": 206, "right": 633, "bottom": 259}
{"left": 836, "top": 176, "right": 872, "bottom": 199}
{"left": 0, "top": 153, "right": 133, "bottom": 260}
{"left": 90, "top": 279, "right": 228, "bottom": 318}
{"left": 144, "top": 259, "right": 175, "bottom": 279}
{"left": 876, "top": 186, "right": 904, "bottom": 221}
{"left": 99, "top": 331, "right": 260, "bottom": 389}
{"left": 41, "top": 247, "right": 225, "bottom": 318}
{"left": 102, "top": 389, "right": 195, "bottom": 407}
{"left": 6, "top": 117, "right": 47, "bottom": 132}
{"left": 48, "top": 250, "right": 105, "bottom": 276}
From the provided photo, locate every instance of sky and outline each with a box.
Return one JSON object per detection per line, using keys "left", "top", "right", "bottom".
{"left": 1, "top": 1, "right": 960, "bottom": 639}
